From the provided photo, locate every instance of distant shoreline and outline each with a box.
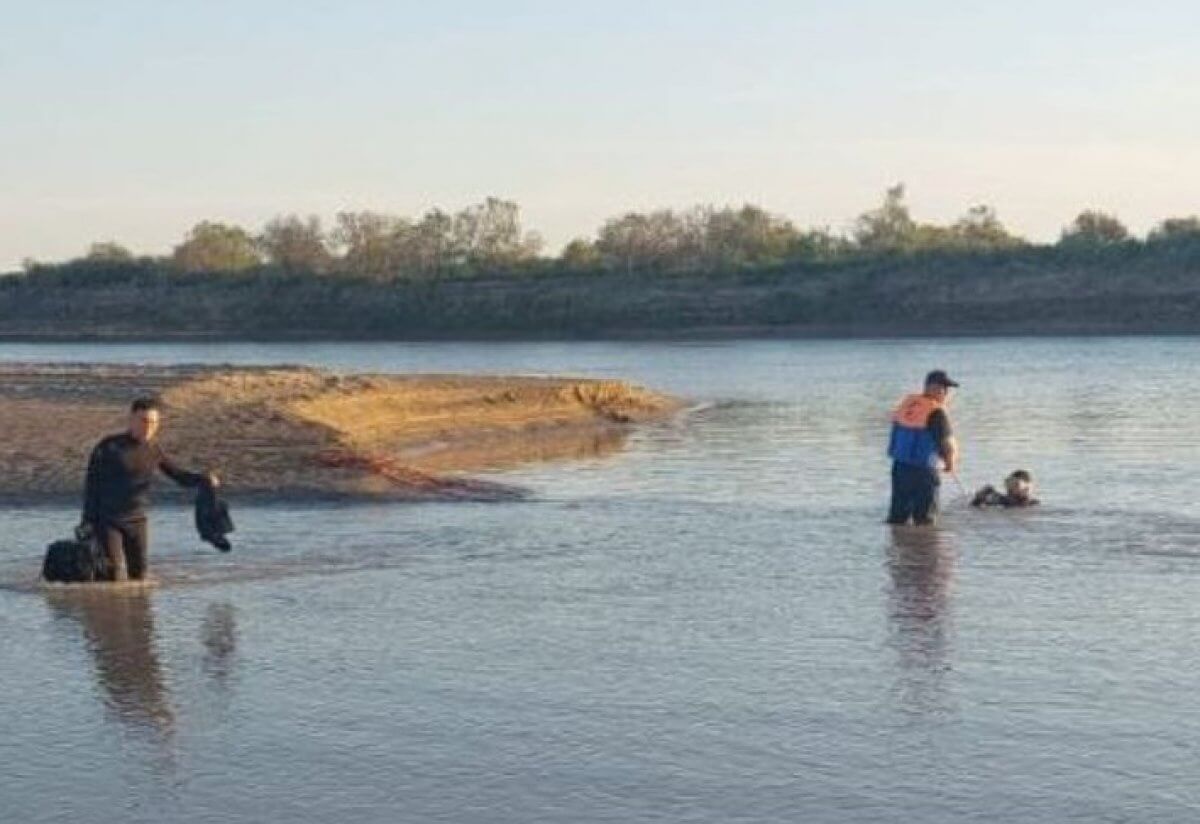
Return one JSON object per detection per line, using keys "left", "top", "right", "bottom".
{"left": 5, "top": 239, "right": 1200, "bottom": 342}
{"left": 0, "top": 322, "right": 1198, "bottom": 344}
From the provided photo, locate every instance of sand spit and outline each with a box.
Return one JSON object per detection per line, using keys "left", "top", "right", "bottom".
{"left": 0, "top": 364, "right": 681, "bottom": 503}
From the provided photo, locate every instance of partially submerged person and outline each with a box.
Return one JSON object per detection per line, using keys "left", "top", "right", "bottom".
{"left": 971, "top": 470, "right": 1040, "bottom": 508}
{"left": 886, "top": 370, "right": 960, "bottom": 527}
{"left": 80, "top": 397, "right": 219, "bottom": 582}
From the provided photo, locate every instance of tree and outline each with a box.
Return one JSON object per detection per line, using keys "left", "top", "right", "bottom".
{"left": 452, "top": 197, "right": 542, "bottom": 268}
{"left": 788, "top": 228, "right": 853, "bottom": 263}
{"left": 408, "top": 208, "right": 459, "bottom": 276}
{"left": 559, "top": 238, "right": 602, "bottom": 270}
{"left": 949, "top": 205, "right": 1024, "bottom": 250}
{"left": 700, "top": 205, "right": 798, "bottom": 268}
{"left": 332, "top": 211, "right": 407, "bottom": 277}
{"left": 594, "top": 210, "right": 690, "bottom": 273}
{"left": 910, "top": 223, "right": 957, "bottom": 250}
{"left": 1148, "top": 216, "right": 1200, "bottom": 243}
{"left": 173, "top": 221, "right": 261, "bottom": 272}
{"left": 1060, "top": 210, "right": 1129, "bottom": 247}
{"left": 257, "top": 215, "right": 332, "bottom": 274}
{"left": 86, "top": 241, "right": 134, "bottom": 262}
{"left": 853, "top": 184, "right": 916, "bottom": 254}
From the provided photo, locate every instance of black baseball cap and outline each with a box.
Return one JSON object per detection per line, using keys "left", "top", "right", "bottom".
{"left": 924, "top": 369, "right": 960, "bottom": 388}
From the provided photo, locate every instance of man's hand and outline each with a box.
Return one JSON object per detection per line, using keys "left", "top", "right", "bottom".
{"left": 206, "top": 471, "right": 221, "bottom": 489}
{"left": 942, "top": 436, "right": 960, "bottom": 475}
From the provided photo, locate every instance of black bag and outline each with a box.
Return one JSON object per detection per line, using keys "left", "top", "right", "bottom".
{"left": 42, "top": 535, "right": 111, "bottom": 583}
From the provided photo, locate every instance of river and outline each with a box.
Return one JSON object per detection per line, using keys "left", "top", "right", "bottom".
{"left": 2, "top": 337, "right": 1198, "bottom": 822}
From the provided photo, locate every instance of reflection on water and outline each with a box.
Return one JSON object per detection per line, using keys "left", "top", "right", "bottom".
{"left": 45, "top": 588, "right": 175, "bottom": 741}
{"left": 885, "top": 527, "right": 958, "bottom": 720}
{"left": 201, "top": 602, "right": 238, "bottom": 688}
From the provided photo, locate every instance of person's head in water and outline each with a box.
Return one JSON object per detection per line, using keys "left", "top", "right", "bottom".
{"left": 1004, "top": 470, "right": 1035, "bottom": 503}
{"left": 128, "top": 397, "right": 163, "bottom": 443}
{"left": 923, "top": 370, "right": 960, "bottom": 404}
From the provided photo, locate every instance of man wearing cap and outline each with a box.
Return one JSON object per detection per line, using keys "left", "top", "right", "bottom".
{"left": 886, "top": 370, "right": 960, "bottom": 526}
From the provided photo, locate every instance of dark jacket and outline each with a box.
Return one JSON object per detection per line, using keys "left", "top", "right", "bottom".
{"left": 195, "top": 485, "right": 234, "bottom": 552}
{"left": 83, "top": 432, "right": 208, "bottom": 524}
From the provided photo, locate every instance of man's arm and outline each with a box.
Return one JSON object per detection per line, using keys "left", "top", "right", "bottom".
{"left": 157, "top": 448, "right": 213, "bottom": 488}
{"left": 928, "top": 409, "right": 958, "bottom": 473}
{"left": 81, "top": 443, "right": 104, "bottom": 524}
{"left": 942, "top": 435, "right": 959, "bottom": 474}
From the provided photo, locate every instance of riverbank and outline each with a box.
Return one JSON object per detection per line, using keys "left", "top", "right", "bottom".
{"left": 0, "top": 319, "right": 1196, "bottom": 343}
{"left": 0, "top": 364, "right": 681, "bottom": 504}
{"left": 5, "top": 241, "right": 1200, "bottom": 340}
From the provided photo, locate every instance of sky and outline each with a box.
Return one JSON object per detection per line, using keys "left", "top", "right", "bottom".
{"left": 1, "top": 0, "right": 1198, "bottom": 269}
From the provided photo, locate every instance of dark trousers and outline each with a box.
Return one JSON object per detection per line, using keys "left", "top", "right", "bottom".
{"left": 101, "top": 519, "right": 149, "bottom": 581}
{"left": 887, "top": 462, "right": 940, "bottom": 526}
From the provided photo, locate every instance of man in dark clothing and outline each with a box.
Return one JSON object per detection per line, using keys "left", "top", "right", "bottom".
{"left": 81, "top": 397, "right": 219, "bottom": 581}
{"left": 886, "top": 370, "right": 960, "bottom": 526}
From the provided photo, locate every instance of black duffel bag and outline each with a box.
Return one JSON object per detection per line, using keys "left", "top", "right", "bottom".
{"left": 42, "top": 527, "right": 110, "bottom": 583}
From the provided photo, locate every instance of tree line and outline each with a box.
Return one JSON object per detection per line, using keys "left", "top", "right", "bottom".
{"left": 17, "top": 187, "right": 1200, "bottom": 282}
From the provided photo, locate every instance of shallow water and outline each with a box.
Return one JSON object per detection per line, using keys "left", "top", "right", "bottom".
{"left": 3, "top": 337, "right": 1200, "bottom": 822}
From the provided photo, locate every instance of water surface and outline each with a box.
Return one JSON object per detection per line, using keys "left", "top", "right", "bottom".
{"left": 2, "top": 337, "right": 1198, "bottom": 822}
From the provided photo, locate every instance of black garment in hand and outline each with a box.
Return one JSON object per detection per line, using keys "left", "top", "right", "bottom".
{"left": 195, "top": 484, "right": 234, "bottom": 552}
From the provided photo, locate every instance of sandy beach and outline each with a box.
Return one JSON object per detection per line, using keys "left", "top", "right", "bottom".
{"left": 0, "top": 364, "right": 681, "bottom": 504}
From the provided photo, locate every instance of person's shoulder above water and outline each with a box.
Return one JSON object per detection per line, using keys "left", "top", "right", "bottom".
{"left": 971, "top": 470, "right": 1039, "bottom": 508}
{"left": 971, "top": 486, "right": 1041, "bottom": 508}
{"left": 970, "top": 484, "right": 1002, "bottom": 507}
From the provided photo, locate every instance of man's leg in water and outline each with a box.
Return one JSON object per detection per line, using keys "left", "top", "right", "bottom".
{"left": 102, "top": 525, "right": 129, "bottom": 582}
{"left": 121, "top": 520, "right": 150, "bottom": 580}
{"left": 887, "top": 463, "right": 915, "bottom": 525}
{"left": 912, "top": 474, "right": 939, "bottom": 526}
{"left": 103, "top": 521, "right": 150, "bottom": 581}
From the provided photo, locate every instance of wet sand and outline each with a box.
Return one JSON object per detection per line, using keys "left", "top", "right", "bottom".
{"left": 0, "top": 364, "right": 681, "bottom": 504}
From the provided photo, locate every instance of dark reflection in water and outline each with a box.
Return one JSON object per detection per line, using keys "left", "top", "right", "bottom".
{"left": 201, "top": 602, "right": 238, "bottom": 688}
{"left": 45, "top": 588, "right": 176, "bottom": 741}
{"left": 884, "top": 527, "right": 958, "bottom": 720}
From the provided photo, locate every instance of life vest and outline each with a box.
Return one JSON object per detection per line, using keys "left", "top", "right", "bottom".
{"left": 887, "top": 393, "right": 943, "bottom": 468}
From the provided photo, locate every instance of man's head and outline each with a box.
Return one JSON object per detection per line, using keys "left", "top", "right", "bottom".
{"left": 923, "top": 369, "right": 960, "bottom": 403}
{"left": 1005, "top": 469, "right": 1034, "bottom": 501}
{"left": 128, "top": 397, "right": 163, "bottom": 443}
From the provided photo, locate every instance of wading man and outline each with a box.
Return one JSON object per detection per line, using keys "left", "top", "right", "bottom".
{"left": 886, "top": 370, "right": 960, "bottom": 526}
{"left": 80, "top": 397, "right": 219, "bottom": 581}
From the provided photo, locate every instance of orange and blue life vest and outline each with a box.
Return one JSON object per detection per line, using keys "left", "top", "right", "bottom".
{"left": 887, "top": 393, "right": 943, "bottom": 469}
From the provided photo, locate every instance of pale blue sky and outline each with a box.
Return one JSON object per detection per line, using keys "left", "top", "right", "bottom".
{"left": 2, "top": 0, "right": 1198, "bottom": 268}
